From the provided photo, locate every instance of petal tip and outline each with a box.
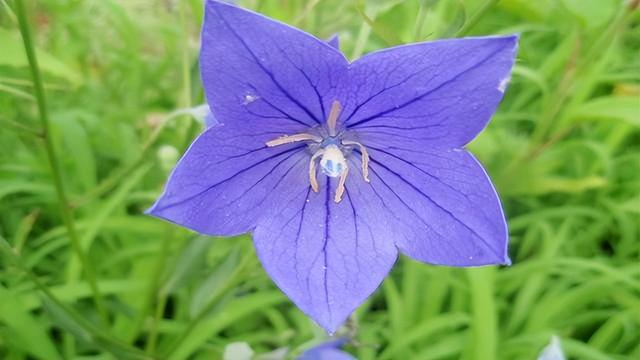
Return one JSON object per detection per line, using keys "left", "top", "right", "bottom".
{"left": 144, "top": 203, "right": 159, "bottom": 217}
{"left": 326, "top": 34, "right": 340, "bottom": 49}
{"left": 144, "top": 197, "right": 169, "bottom": 219}
{"left": 316, "top": 317, "right": 346, "bottom": 335}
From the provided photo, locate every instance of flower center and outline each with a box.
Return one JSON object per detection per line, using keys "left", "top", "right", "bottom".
{"left": 320, "top": 144, "right": 347, "bottom": 177}
{"left": 265, "top": 100, "right": 370, "bottom": 203}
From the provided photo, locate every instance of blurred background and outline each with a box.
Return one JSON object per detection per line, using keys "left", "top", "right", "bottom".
{"left": 0, "top": 0, "right": 638, "bottom": 359}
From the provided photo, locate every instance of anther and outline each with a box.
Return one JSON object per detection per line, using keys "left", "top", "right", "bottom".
{"left": 308, "top": 149, "right": 324, "bottom": 192}
{"left": 266, "top": 133, "right": 322, "bottom": 147}
{"left": 326, "top": 100, "right": 342, "bottom": 136}
{"left": 341, "top": 140, "right": 370, "bottom": 182}
{"left": 334, "top": 166, "right": 348, "bottom": 203}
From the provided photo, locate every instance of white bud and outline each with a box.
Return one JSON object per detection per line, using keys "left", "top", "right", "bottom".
{"left": 157, "top": 145, "right": 179, "bottom": 172}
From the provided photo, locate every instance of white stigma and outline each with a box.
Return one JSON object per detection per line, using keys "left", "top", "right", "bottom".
{"left": 319, "top": 144, "right": 347, "bottom": 177}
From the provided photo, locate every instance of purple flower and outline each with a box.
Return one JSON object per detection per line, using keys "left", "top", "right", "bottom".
{"left": 148, "top": 0, "right": 517, "bottom": 333}
{"left": 297, "top": 338, "right": 355, "bottom": 360}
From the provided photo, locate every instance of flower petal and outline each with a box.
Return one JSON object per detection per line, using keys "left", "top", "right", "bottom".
{"left": 201, "top": 0, "right": 348, "bottom": 128}
{"left": 363, "top": 145, "right": 509, "bottom": 266}
{"left": 297, "top": 338, "right": 355, "bottom": 360}
{"left": 341, "top": 35, "right": 518, "bottom": 149}
{"left": 326, "top": 34, "right": 340, "bottom": 50}
{"left": 147, "top": 122, "right": 309, "bottom": 236}
{"left": 253, "top": 175, "right": 398, "bottom": 333}
{"left": 299, "top": 347, "right": 355, "bottom": 360}
{"left": 537, "top": 336, "right": 566, "bottom": 360}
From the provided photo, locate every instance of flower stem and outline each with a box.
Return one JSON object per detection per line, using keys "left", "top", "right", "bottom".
{"left": 0, "top": 115, "right": 42, "bottom": 136}
{"left": 14, "top": 0, "right": 108, "bottom": 325}
{"left": 455, "top": 0, "right": 499, "bottom": 37}
{"left": 177, "top": 1, "right": 196, "bottom": 150}
{"left": 143, "top": 229, "right": 173, "bottom": 354}
{"left": 466, "top": 267, "right": 497, "bottom": 360}
{"left": 0, "top": 0, "right": 17, "bottom": 23}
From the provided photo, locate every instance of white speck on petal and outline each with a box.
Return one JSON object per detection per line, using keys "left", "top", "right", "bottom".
{"left": 498, "top": 76, "right": 511, "bottom": 93}
{"left": 244, "top": 93, "right": 259, "bottom": 105}
{"left": 537, "top": 336, "right": 565, "bottom": 360}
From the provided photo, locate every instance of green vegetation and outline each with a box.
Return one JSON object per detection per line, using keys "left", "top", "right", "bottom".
{"left": 1, "top": 0, "right": 638, "bottom": 359}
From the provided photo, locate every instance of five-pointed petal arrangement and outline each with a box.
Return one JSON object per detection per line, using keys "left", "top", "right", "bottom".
{"left": 148, "top": 0, "right": 518, "bottom": 333}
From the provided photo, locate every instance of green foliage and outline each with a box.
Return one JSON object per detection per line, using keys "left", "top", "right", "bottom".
{"left": 1, "top": 0, "right": 639, "bottom": 359}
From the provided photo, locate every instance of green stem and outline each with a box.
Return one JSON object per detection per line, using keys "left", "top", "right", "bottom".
{"left": 0, "top": 116, "right": 42, "bottom": 136}
{"left": 0, "top": 82, "right": 35, "bottom": 100}
{"left": 1, "top": 0, "right": 17, "bottom": 23}
{"left": 467, "top": 267, "right": 498, "bottom": 360}
{"left": 145, "top": 290, "right": 168, "bottom": 354}
{"left": 412, "top": 1, "right": 428, "bottom": 42}
{"left": 14, "top": 0, "right": 108, "bottom": 325}
{"left": 179, "top": 2, "right": 191, "bottom": 110}
{"left": 456, "top": 0, "right": 499, "bottom": 37}
{"left": 143, "top": 230, "right": 173, "bottom": 354}
{"left": 177, "top": 1, "right": 195, "bottom": 150}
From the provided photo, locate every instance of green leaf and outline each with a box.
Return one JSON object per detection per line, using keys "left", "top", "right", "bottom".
{"left": 0, "top": 286, "right": 64, "bottom": 360}
{"left": 51, "top": 114, "right": 97, "bottom": 192}
{"left": 570, "top": 96, "right": 640, "bottom": 127}
{"left": 167, "top": 291, "right": 286, "bottom": 360}
{"left": 379, "top": 313, "right": 469, "bottom": 360}
{"left": 162, "top": 236, "right": 213, "bottom": 294}
{"left": 189, "top": 246, "right": 240, "bottom": 317}
{"left": 0, "top": 28, "right": 82, "bottom": 86}
{"left": 560, "top": 0, "right": 617, "bottom": 29}
{"left": 41, "top": 297, "right": 151, "bottom": 359}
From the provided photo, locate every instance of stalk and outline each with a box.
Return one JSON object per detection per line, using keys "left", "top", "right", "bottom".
{"left": 456, "top": 0, "right": 499, "bottom": 37}
{"left": 14, "top": 0, "right": 107, "bottom": 325}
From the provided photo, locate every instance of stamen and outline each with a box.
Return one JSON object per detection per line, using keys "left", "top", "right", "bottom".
{"left": 326, "top": 100, "right": 342, "bottom": 136}
{"left": 309, "top": 149, "right": 324, "bottom": 192}
{"left": 334, "top": 166, "right": 348, "bottom": 203}
{"left": 341, "top": 140, "right": 370, "bottom": 182}
{"left": 266, "top": 133, "right": 321, "bottom": 147}
{"left": 262, "top": 100, "right": 368, "bottom": 203}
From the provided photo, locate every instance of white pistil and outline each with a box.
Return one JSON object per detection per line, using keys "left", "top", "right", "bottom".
{"left": 317, "top": 144, "right": 348, "bottom": 203}
{"left": 319, "top": 145, "right": 347, "bottom": 177}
